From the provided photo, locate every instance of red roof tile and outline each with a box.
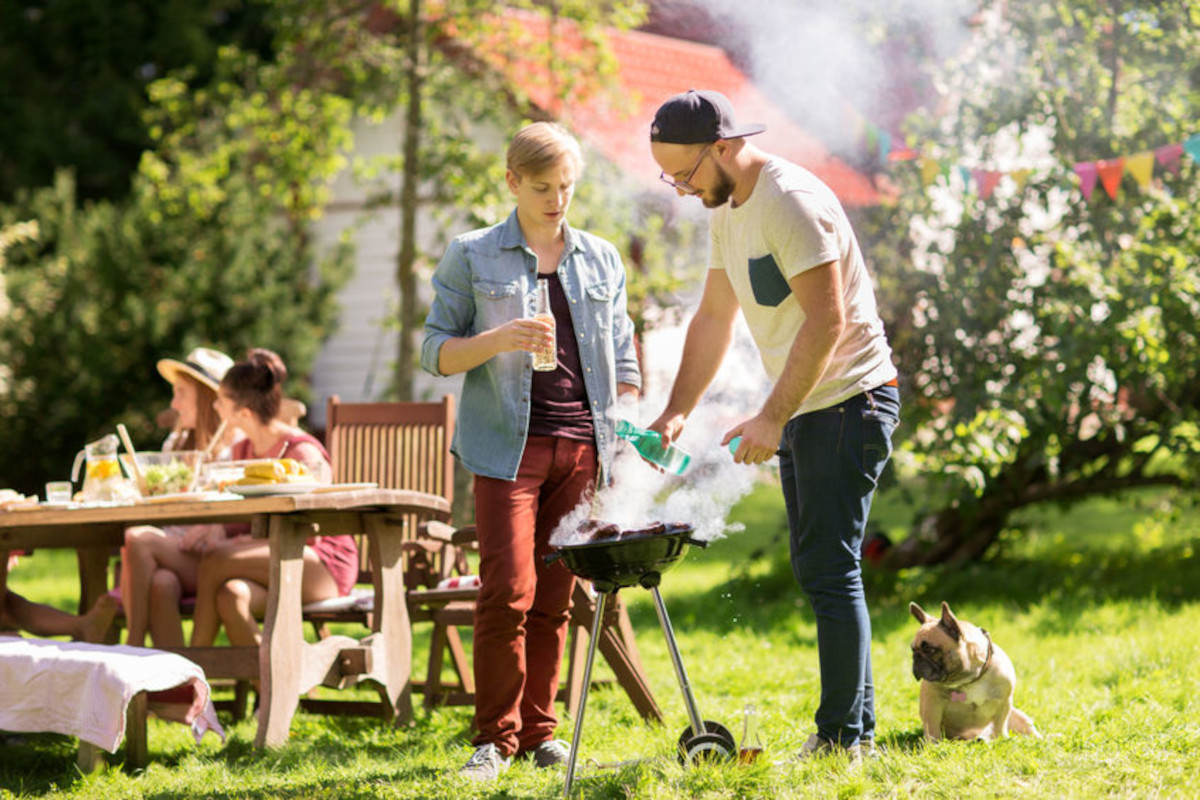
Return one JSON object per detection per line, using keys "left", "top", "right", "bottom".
{"left": 462, "top": 10, "right": 881, "bottom": 207}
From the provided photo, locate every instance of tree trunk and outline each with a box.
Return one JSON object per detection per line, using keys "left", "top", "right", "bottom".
{"left": 396, "top": 0, "right": 422, "bottom": 401}
{"left": 884, "top": 468, "right": 1187, "bottom": 568}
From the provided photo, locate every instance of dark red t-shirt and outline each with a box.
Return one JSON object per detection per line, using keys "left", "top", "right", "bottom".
{"left": 528, "top": 273, "right": 594, "bottom": 441}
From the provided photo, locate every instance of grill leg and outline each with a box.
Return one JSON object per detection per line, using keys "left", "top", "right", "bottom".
{"left": 650, "top": 585, "right": 706, "bottom": 737}
{"left": 563, "top": 590, "right": 608, "bottom": 799}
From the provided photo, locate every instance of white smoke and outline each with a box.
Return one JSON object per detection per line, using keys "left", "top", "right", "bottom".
{"left": 552, "top": 314, "right": 772, "bottom": 547}
{"left": 688, "top": 0, "right": 977, "bottom": 153}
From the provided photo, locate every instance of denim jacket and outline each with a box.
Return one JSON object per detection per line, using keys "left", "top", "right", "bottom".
{"left": 421, "top": 210, "right": 641, "bottom": 482}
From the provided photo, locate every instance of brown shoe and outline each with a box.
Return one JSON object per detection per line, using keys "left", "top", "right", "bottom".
{"left": 781, "top": 733, "right": 863, "bottom": 766}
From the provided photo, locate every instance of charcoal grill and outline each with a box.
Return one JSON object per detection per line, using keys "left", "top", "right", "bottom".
{"left": 545, "top": 522, "right": 734, "bottom": 797}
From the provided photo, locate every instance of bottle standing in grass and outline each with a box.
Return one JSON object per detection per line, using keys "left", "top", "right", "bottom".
{"left": 739, "top": 703, "right": 764, "bottom": 764}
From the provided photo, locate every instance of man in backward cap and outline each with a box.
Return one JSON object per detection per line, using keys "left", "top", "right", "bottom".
{"left": 646, "top": 89, "right": 900, "bottom": 762}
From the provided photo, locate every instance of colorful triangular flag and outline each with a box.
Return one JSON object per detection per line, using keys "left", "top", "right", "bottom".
{"left": 878, "top": 130, "right": 892, "bottom": 163}
{"left": 1155, "top": 143, "right": 1184, "bottom": 176}
{"left": 1096, "top": 157, "right": 1125, "bottom": 200}
{"left": 918, "top": 157, "right": 941, "bottom": 187}
{"left": 1074, "top": 162, "right": 1099, "bottom": 200}
{"left": 972, "top": 169, "right": 1002, "bottom": 200}
{"left": 1184, "top": 133, "right": 1200, "bottom": 163}
{"left": 1125, "top": 151, "right": 1155, "bottom": 190}
{"left": 1011, "top": 168, "right": 1032, "bottom": 191}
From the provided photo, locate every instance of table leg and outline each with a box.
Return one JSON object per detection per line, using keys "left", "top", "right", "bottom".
{"left": 75, "top": 544, "right": 112, "bottom": 615}
{"left": 255, "top": 514, "right": 308, "bottom": 748}
{"left": 366, "top": 513, "right": 414, "bottom": 725}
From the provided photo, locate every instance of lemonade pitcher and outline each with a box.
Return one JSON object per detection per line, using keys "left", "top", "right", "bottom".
{"left": 71, "top": 433, "right": 134, "bottom": 502}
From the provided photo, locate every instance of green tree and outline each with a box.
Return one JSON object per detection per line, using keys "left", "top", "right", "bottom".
{"left": 142, "top": 0, "right": 651, "bottom": 401}
{"left": 0, "top": 0, "right": 664, "bottom": 491}
{"left": 876, "top": 0, "right": 1200, "bottom": 565}
{"left": 0, "top": 169, "right": 350, "bottom": 494}
{"left": 364, "top": 0, "right": 650, "bottom": 398}
{"left": 0, "top": 0, "right": 273, "bottom": 202}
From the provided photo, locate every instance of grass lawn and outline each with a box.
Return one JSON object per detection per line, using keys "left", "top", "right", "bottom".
{"left": 3, "top": 481, "right": 1200, "bottom": 798}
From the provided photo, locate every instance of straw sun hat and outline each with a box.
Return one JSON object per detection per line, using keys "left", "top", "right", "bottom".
{"left": 156, "top": 347, "right": 235, "bottom": 392}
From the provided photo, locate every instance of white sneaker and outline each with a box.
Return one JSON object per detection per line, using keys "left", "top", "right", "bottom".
{"left": 530, "top": 738, "right": 571, "bottom": 768}
{"left": 458, "top": 743, "right": 510, "bottom": 781}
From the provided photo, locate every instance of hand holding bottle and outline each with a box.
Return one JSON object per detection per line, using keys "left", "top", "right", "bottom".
{"left": 615, "top": 419, "right": 691, "bottom": 475}
{"left": 724, "top": 413, "right": 786, "bottom": 464}
{"left": 531, "top": 278, "right": 557, "bottom": 371}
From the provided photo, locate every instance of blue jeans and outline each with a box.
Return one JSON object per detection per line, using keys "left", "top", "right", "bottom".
{"left": 779, "top": 383, "right": 899, "bottom": 747}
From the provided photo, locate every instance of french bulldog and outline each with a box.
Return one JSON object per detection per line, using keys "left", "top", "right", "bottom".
{"left": 909, "top": 601, "right": 1041, "bottom": 741}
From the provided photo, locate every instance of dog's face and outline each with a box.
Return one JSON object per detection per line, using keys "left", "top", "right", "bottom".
{"left": 909, "top": 601, "right": 980, "bottom": 683}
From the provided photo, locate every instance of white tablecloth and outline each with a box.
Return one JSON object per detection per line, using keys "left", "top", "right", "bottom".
{"left": 0, "top": 637, "right": 225, "bottom": 752}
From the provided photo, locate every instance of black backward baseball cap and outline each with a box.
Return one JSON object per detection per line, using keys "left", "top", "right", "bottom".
{"left": 650, "top": 89, "right": 766, "bottom": 144}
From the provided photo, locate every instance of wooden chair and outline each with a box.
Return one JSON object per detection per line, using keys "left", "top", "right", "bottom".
{"left": 312, "top": 394, "right": 476, "bottom": 710}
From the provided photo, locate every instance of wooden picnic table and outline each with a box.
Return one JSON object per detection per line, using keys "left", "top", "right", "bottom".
{"left": 0, "top": 487, "right": 451, "bottom": 748}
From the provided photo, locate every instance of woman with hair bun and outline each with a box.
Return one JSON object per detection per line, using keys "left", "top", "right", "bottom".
{"left": 189, "top": 348, "right": 357, "bottom": 648}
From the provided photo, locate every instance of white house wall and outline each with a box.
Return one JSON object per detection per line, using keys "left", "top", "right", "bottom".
{"left": 308, "top": 111, "right": 470, "bottom": 429}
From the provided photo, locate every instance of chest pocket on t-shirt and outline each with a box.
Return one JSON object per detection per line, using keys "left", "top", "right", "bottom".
{"left": 748, "top": 254, "right": 791, "bottom": 307}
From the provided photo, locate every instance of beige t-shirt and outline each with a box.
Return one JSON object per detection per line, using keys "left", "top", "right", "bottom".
{"left": 710, "top": 157, "right": 896, "bottom": 416}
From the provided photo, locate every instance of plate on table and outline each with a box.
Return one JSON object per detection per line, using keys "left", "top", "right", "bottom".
{"left": 227, "top": 482, "right": 319, "bottom": 497}
{"left": 142, "top": 491, "right": 237, "bottom": 504}
{"left": 6, "top": 501, "right": 59, "bottom": 511}
{"left": 310, "top": 482, "right": 379, "bottom": 494}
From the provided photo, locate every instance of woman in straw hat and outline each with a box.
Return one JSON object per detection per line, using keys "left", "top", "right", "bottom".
{"left": 120, "top": 346, "right": 240, "bottom": 647}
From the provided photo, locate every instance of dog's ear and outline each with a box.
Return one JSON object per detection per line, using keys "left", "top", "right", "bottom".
{"left": 910, "top": 602, "right": 932, "bottom": 624}
{"left": 939, "top": 602, "right": 963, "bottom": 641}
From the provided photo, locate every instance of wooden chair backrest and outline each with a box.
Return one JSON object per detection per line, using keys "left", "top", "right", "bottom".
{"left": 325, "top": 394, "right": 457, "bottom": 583}
{"left": 325, "top": 394, "right": 455, "bottom": 502}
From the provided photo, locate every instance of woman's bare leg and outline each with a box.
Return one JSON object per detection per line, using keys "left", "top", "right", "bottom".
{"left": 122, "top": 526, "right": 199, "bottom": 646}
{"left": 5, "top": 591, "right": 117, "bottom": 642}
{"left": 190, "top": 539, "right": 340, "bottom": 647}
{"left": 147, "top": 569, "right": 186, "bottom": 648}
{"left": 2, "top": 549, "right": 117, "bottom": 641}
{"left": 216, "top": 579, "right": 269, "bottom": 646}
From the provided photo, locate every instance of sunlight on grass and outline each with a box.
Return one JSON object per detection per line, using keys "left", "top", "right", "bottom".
{"left": 4, "top": 481, "right": 1200, "bottom": 797}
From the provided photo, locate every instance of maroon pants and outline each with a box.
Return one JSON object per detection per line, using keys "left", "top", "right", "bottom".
{"left": 470, "top": 435, "right": 596, "bottom": 757}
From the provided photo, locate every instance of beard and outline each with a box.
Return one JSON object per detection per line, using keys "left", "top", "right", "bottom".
{"left": 700, "top": 163, "right": 736, "bottom": 209}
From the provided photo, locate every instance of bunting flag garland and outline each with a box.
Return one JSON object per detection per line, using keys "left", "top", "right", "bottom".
{"left": 919, "top": 157, "right": 943, "bottom": 186}
{"left": 847, "top": 101, "right": 1197, "bottom": 203}
{"left": 912, "top": 133, "right": 1197, "bottom": 202}
{"left": 971, "top": 169, "right": 1003, "bottom": 199}
{"left": 1096, "top": 157, "right": 1125, "bottom": 200}
{"left": 1125, "top": 151, "right": 1155, "bottom": 189}
{"left": 1156, "top": 143, "right": 1184, "bottom": 175}
{"left": 1186, "top": 135, "right": 1200, "bottom": 163}
{"left": 1073, "top": 161, "right": 1099, "bottom": 200}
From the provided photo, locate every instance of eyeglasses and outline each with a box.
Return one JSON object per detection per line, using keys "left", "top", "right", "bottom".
{"left": 658, "top": 145, "right": 711, "bottom": 194}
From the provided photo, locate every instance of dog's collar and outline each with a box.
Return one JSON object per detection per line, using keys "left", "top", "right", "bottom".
{"left": 956, "top": 629, "right": 994, "bottom": 689}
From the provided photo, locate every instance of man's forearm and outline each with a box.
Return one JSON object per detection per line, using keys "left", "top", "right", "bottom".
{"left": 664, "top": 309, "right": 734, "bottom": 418}
{"left": 760, "top": 320, "right": 840, "bottom": 425}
